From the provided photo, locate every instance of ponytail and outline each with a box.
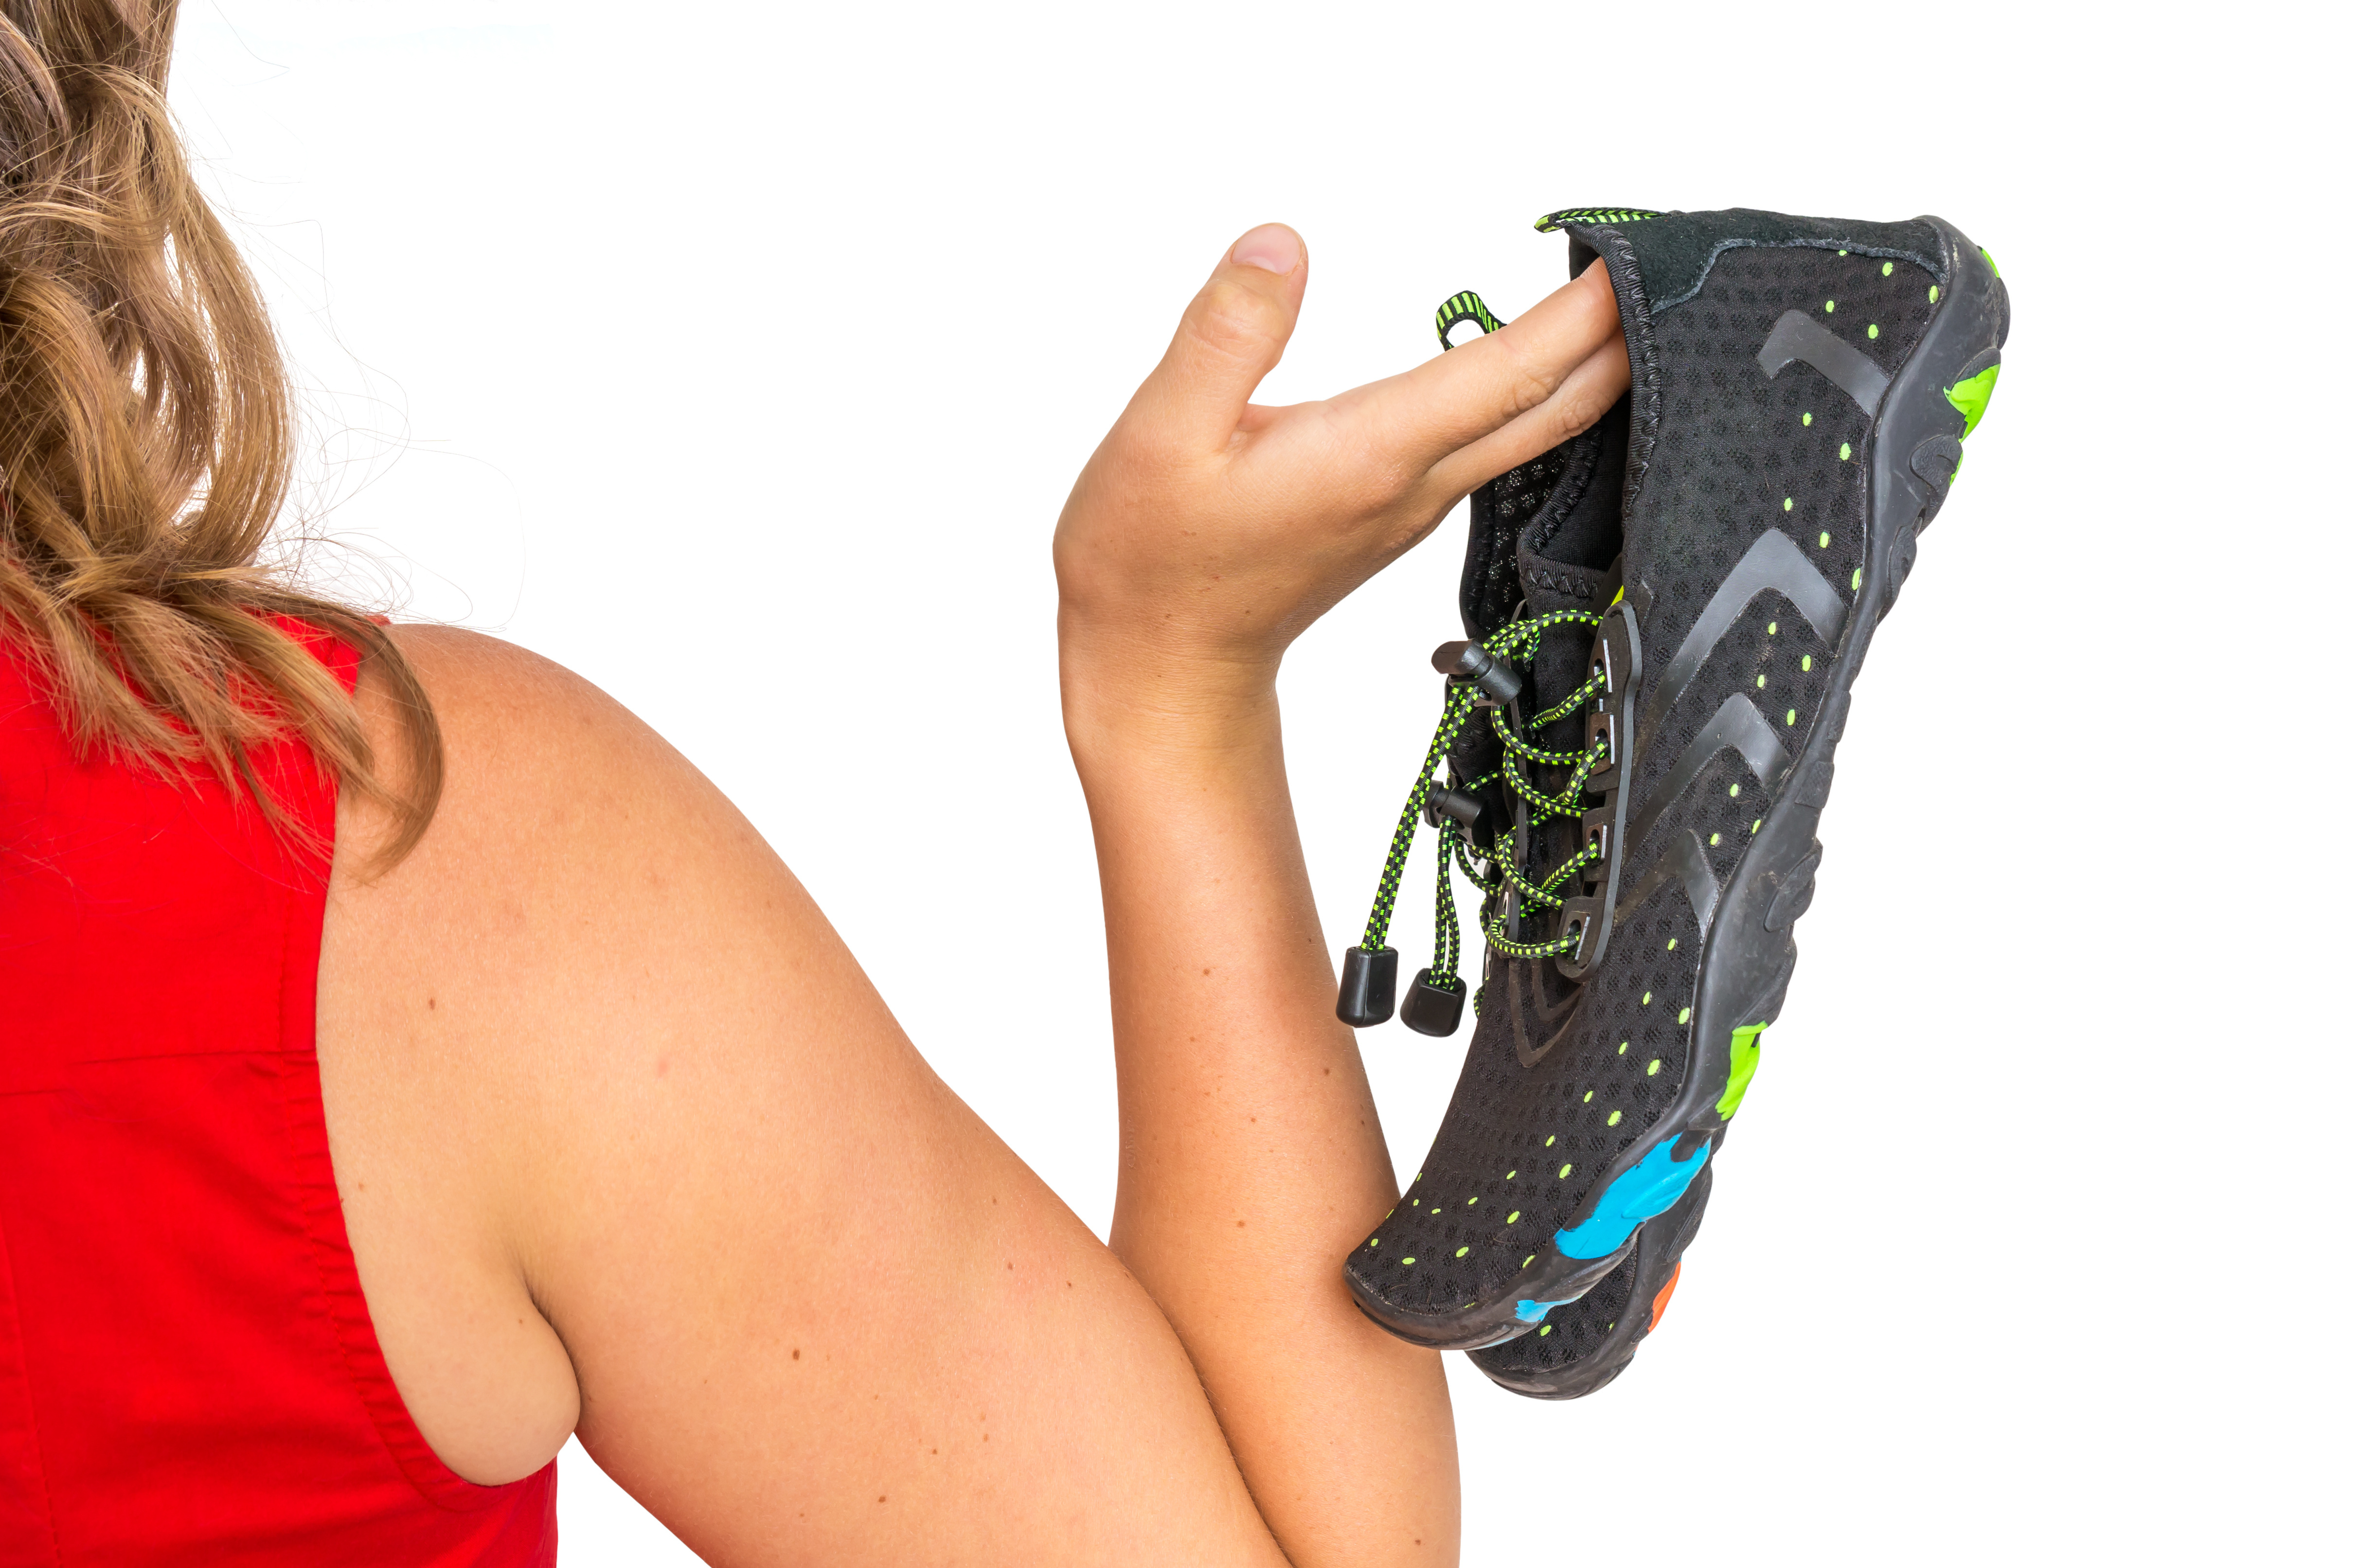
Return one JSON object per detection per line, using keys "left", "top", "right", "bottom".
{"left": 0, "top": 0, "right": 439, "bottom": 867}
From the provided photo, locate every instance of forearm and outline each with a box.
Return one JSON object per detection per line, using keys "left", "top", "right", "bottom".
{"left": 1046, "top": 219, "right": 1619, "bottom": 1566}
{"left": 1066, "top": 668, "right": 1458, "bottom": 1568}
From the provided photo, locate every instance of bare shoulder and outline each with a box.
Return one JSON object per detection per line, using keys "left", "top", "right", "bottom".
{"left": 320, "top": 624, "right": 897, "bottom": 1490}
{"left": 371, "top": 623, "right": 711, "bottom": 830}
{"left": 342, "top": 624, "right": 913, "bottom": 1123}
{"left": 344, "top": 624, "right": 819, "bottom": 986}
{"left": 317, "top": 623, "right": 736, "bottom": 1491}
{"left": 324, "top": 626, "right": 1285, "bottom": 1566}
{"left": 321, "top": 625, "right": 846, "bottom": 1485}
{"left": 327, "top": 623, "right": 904, "bottom": 1232}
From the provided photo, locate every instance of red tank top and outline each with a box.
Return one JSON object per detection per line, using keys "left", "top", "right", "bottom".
{"left": 0, "top": 626, "right": 555, "bottom": 1565}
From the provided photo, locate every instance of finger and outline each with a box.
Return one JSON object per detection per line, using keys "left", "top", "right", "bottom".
{"left": 1348, "top": 260, "right": 1623, "bottom": 471}
{"left": 1130, "top": 224, "right": 1309, "bottom": 454}
{"left": 1423, "top": 328, "right": 1632, "bottom": 500}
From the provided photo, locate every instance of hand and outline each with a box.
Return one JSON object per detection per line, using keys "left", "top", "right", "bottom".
{"left": 1053, "top": 220, "right": 1631, "bottom": 747}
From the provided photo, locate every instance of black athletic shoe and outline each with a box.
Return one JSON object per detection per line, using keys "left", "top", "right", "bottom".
{"left": 1467, "top": 1165, "right": 1712, "bottom": 1399}
{"left": 1337, "top": 207, "right": 2006, "bottom": 1352}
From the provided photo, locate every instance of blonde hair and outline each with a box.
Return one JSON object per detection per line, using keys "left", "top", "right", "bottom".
{"left": 0, "top": 0, "right": 438, "bottom": 864}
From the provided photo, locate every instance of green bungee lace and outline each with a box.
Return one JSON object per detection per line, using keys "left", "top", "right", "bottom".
{"left": 1356, "top": 607, "right": 1614, "bottom": 1001}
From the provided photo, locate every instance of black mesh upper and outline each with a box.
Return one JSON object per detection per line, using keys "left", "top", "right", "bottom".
{"left": 1350, "top": 874, "right": 1698, "bottom": 1312}
{"left": 1618, "top": 244, "right": 1938, "bottom": 846}
{"left": 1350, "top": 214, "right": 1940, "bottom": 1323}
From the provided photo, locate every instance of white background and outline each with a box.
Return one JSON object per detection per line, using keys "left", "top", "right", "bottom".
{"left": 169, "top": 3, "right": 2346, "bottom": 1563}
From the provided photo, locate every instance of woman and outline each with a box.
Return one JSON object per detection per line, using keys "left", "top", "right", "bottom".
{"left": 0, "top": 2, "right": 1630, "bottom": 1562}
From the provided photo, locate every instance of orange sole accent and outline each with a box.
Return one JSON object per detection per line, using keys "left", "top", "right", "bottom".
{"left": 1647, "top": 1262, "right": 1683, "bottom": 1331}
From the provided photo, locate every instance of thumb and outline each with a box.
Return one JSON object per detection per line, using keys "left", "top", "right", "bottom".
{"left": 1138, "top": 223, "right": 1308, "bottom": 452}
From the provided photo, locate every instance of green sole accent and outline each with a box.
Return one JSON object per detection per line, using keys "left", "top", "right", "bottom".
{"left": 1943, "top": 364, "right": 2000, "bottom": 438}
{"left": 1981, "top": 246, "right": 2001, "bottom": 277}
{"left": 1716, "top": 1023, "right": 1767, "bottom": 1120}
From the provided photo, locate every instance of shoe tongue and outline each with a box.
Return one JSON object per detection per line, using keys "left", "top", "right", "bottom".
{"left": 1460, "top": 393, "right": 1631, "bottom": 637}
{"left": 1513, "top": 392, "right": 1630, "bottom": 618}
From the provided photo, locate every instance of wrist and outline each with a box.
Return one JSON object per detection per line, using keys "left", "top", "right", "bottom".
{"left": 1057, "top": 611, "right": 1285, "bottom": 770}
{"left": 1062, "top": 597, "right": 1284, "bottom": 732}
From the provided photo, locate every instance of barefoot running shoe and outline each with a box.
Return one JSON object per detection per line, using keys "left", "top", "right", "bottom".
{"left": 1337, "top": 207, "right": 2006, "bottom": 1352}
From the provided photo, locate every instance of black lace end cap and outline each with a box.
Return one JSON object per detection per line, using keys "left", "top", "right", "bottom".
{"left": 1336, "top": 946, "right": 1398, "bottom": 1027}
{"left": 1431, "top": 640, "right": 1522, "bottom": 705}
{"left": 1400, "top": 969, "right": 1466, "bottom": 1037}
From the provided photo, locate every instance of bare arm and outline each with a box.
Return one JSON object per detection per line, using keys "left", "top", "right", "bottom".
{"left": 1067, "top": 690, "right": 1462, "bottom": 1562}
{"left": 1055, "top": 226, "right": 1632, "bottom": 1564}
{"left": 328, "top": 627, "right": 1300, "bottom": 1568}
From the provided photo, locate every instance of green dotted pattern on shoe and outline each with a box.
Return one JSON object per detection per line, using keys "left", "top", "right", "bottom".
{"left": 1535, "top": 207, "right": 1661, "bottom": 232}
{"left": 1434, "top": 290, "right": 1505, "bottom": 351}
{"left": 1356, "top": 238, "right": 1973, "bottom": 1319}
{"left": 1716, "top": 1024, "right": 1767, "bottom": 1120}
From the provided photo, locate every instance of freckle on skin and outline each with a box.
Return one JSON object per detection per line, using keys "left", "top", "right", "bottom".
{"left": 792, "top": 1349, "right": 800, "bottom": 1360}
{"left": 426, "top": 998, "right": 435, "bottom": 1011}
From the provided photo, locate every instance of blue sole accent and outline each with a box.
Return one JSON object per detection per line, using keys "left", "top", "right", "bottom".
{"left": 1552, "top": 1136, "right": 1711, "bottom": 1260}
{"left": 1514, "top": 1296, "right": 1573, "bottom": 1323}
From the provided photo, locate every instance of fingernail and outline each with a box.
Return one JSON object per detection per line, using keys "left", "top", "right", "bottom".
{"left": 1230, "top": 224, "right": 1300, "bottom": 275}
